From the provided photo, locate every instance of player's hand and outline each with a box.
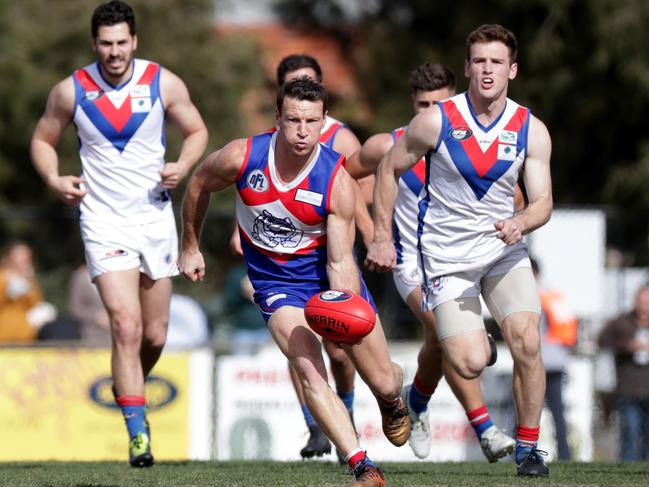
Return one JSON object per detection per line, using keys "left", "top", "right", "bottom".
{"left": 177, "top": 249, "right": 206, "bottom": 282}
{"left": 364, "top": 239, "right": 396, "bottom": 273}
{"left": 495, "top": 217, "right": 524, "bottom": 245}
{"left": 160, "top": 162, "right": 185, "bottom": 189}
{"left": 49, "top": 175, "right": 89, "bottom": 206}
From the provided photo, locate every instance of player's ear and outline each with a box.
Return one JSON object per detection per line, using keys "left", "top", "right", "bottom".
{"left": 508, "top": 62, "right": 518, "bottom": 81}
{"left": 132, "top": 34, "right": 138, "bottom": 51}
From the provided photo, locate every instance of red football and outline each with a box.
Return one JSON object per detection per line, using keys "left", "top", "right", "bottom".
{"left": 304, "top": 289, "right": 376, "bottom": 343}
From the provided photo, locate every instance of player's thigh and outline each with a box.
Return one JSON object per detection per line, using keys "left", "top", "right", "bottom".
{"left": 139, "top": 274, "right": 172, "bottom": 330}
{"left": 434, "top": 298, "right": 489, "bottom": 371}
{"left": 268, "top": 306, "right": 324, "bottom": 369}
{"left": 482, "top": 266, "right": 540, "bottom": 326}
{"left": 94, "top": 268, "right": 142, "bottom": 319}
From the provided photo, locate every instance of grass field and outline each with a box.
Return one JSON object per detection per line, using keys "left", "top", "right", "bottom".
{"left": 0, "top": 461, "right": 648, "bottom": 487}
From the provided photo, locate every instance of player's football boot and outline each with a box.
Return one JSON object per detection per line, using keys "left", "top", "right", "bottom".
{"left": 300, "top": 425, "right": 331, "bottom": 458}
{"left": 378, "top": 396, "right": 410, "bottom": 447}
{"left": 479, "top": 425, "right": 515, "bottom": 462}
{"left": 400, "top": 385, "right": 431, "bottom": 458}
{"left": 129, "top": 431, "right": 154, "bottom": 468}
{"left": 516, "top": 448, "right": 550, "bottom": 477}
{"left": 486, "top": 333, "right": 498, "bottom": 367}
{"left": 346, "top": 458, "right": 386, "bottom": 487}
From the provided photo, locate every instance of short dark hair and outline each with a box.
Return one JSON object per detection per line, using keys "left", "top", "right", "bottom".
{"left": 276, "top": 77, "right": 328, "bottom": 114}
{"left": 91, "top": 0, "right": 136, "bottom": 38}
{"left": 276, "top": 54, "right": 323, "bottom": 85}
{"left": 466, "top": 24, "right": 518, "bottom": 64}
{"left": 409, "top": 63, "right": 456, "bottom": 95}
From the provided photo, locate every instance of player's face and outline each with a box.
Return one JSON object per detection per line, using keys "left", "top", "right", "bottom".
{"left": 411, "top": 87, "right": 455, "bottom": 115}
{"left": 276, "top": 97, "right": 326, "bottom": 157}
{"left": 464, "top": 41, "right": 517, "bottom": 102}
{"left": 93, "top": 23, "right": 137, "bottom": 84}
{"left": 284, "top": 67, "right": 319, "bottom": 83}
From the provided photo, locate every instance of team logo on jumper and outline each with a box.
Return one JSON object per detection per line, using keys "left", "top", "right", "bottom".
{"left": 319, "top": 290, "right": 352, "bottom": 302}
{"left": 499, "top": 130, "right": 517, "bottom": 145}
{"left": 450, "top": 126, "right": 473, "bottom": 141}
{"left": 247, "top": 170, "right": 269, "bottom": 193}
{"left": 252, "top": 210, "right": 303, "bottom": 248}
{"left": 101, "top": 248, "right": 128, "bottom": 260}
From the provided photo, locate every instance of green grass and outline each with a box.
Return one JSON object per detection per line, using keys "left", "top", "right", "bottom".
{"left": 0, "top": 461, "right": 647, "bottom": 486}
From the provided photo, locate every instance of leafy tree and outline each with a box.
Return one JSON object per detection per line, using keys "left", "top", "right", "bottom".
{"left": 276, "top": 0, "right": 649, "bottom": 263}
{"left": 0, "top": 0, "right": 266, "bottom": 307}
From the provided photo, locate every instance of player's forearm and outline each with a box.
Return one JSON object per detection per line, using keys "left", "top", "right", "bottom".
{"left": 371, "top": 164, "right": 399, "bottom": 243}
{"left": 327, "top": 256, "right": 361, "bottom": 293}
{"left": 30, "top": 139, "right": 61, "bottom": 189}
{"left": 516, "top": 193, "right": 553, "bottom": 235}
{"left": 176, "top": 128, "right": 209, "bottom": 176}
{"left": 180, "top": 178, "right": 210, "bottom": 251}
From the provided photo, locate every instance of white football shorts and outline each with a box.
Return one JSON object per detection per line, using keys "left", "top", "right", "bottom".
{"left": 81, "top": 215, "right": 179, "bottom": 280}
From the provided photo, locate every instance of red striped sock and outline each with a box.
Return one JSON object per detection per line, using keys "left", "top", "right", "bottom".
{"left": 516, "top": 425, "right": 539, "bottom": 447}
{"left": 467, "top": 405, "right": 494, "bottom": 438}
{"left": 116, "top": 395, "right": 146, "bottom": 407}
{"left": 346, "top": 449, "right": 366, "bottom": 469}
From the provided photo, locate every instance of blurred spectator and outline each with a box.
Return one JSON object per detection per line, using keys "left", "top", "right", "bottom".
{"left": 165, "top": 294, "right": 210, "bottom": 349}
{"left": 0, "top": 242, "right": 56, "bottom": 342}
{"left": 531, "top": 258, "right": 576, "bottom": 460}
{"left": 223, "top": 263, "right": 270, "bottom": 354}
{"left": 69, "top": 264, "right": 110, "bottom": 346}
{"left": 598, "top": 284, "right": 649, "bottom": 461}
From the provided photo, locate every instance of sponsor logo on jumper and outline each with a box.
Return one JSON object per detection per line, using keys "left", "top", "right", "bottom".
{"left": 131, "top": 96, "right": 152, "bottom": 113}
{"left": 497, "top": 143, "right": 516, "bottom": 161}
{"left": 295, "top": 189, "right": 323, "bottom": 206}
{"left": 131, "top": 84, "right": 151, "bottom": 97}
{"left": 499, "top": 130, "right": 517, "bottom": 145}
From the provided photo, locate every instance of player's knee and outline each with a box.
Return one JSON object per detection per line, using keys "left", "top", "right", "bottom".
{"left": 453, "top": 355, "right": 484, "bottom": 380}
{"left": 511, "top": 328, "right": 541, "bottom": 365}
{"left": 109, "top": 310, "right": 141, "bottom": 344}
{"left": 142, "top": 329, "right": 166, "bottom": 352}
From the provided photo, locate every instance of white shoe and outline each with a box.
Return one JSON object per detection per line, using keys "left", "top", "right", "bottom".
{"left": 400, "top": 385, "right": 431, "bottom": 459}
{"left": 480, "top": 425, "right": 516, "bottom": 463}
